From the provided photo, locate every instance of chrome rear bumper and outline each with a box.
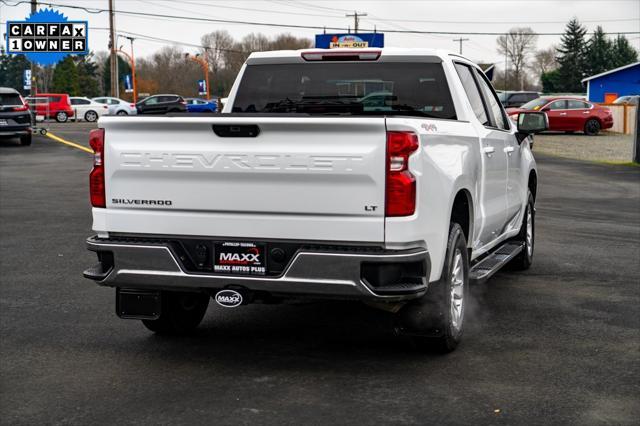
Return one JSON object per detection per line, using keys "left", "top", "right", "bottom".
{"left": 84, "top": 236, "right": 430, "bottom": 302}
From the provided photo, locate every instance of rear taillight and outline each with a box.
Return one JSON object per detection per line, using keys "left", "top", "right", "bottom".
{"left": 385, "top": 131, "right": 419, "bottom": 217}
{"left": 89, "top": 128, "right": 106, "bottom": 208}
{"left": 13, "top": 105, "right": 29, "bottom": 112}
{"left": 129, "top": 104, "right": 135, "bottom": 108}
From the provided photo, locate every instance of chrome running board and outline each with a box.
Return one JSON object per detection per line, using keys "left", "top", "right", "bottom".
{"left": 470, "top": 242, "right": 524, "bottom": 284}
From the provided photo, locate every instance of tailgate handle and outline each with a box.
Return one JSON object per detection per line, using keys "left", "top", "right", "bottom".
{"left": 212, "top": 124, "right": 260, "bottom": 138}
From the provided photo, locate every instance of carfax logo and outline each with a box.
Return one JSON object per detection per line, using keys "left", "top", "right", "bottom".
{"left": 6, "top": 8, "right": 88, "bottom": 66}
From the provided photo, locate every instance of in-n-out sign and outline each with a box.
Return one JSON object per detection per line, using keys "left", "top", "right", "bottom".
{"left": 6, "top": 22, "right": 88, "bottom": 53}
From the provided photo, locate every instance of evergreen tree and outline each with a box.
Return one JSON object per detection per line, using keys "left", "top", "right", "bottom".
{"left": 76, "top": 55, "right": 100, "bottom": 97}
{"left": 585, "top": 26, "right": 612, "bottom": 77}
{"left": 0, "top": 55, "right": 31, "bottom": 95}
{"left": 556, "top": 18, "right": 588, "bottom": 92}
{"left": 102, "top": 56, "right": 131, "bottom": 97}
{"left": 541, "top": 69, "right": 562, "bottom": 93}
{"left": 51, "top": 56, "right": 79, "bottom": 95}
{"left": 610, "top": 35, "right": 638, "bottom": 68}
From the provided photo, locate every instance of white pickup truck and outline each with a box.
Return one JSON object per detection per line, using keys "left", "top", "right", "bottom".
{"left": 84, "top": 48, "right": 547, "bottom": 352}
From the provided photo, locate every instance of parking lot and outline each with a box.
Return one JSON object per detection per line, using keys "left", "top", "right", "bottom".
{"left": 1, "top": 123, "right": 639, "bottom": 424}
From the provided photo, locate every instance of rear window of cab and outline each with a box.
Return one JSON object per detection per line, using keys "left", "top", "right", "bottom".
{"left": 233, "top": 62, "right": 457, "bottom": 120}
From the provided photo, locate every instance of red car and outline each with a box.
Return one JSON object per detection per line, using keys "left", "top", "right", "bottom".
{"left": 506, "top": 97, "right": 613, "bottom": 136}
{"left": 25, "top": 93, "right": 75, "bottom": 123}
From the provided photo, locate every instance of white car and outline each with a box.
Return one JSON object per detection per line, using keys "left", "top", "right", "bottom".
{"left": 91, "top": 97, "right": 137, "bottom": 116}
{"left": 69, "top": 97, "right": 109, "bottom": 122}
{"left": 84, "top": 48, "right": 546, "bottom": 352}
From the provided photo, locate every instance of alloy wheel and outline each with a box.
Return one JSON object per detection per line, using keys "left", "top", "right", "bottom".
{"left": 450, "top": 249, "right": 465, "bottom": 332}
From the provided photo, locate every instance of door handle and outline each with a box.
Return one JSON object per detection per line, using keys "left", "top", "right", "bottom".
{"left": 504, "top": 146, "right": 515, "bottom": 155}
{"left": 482, "top": 146, "right": 495, "bottom": 155}
{"left": 583, "top": 111, "right": 590, "bottom": 114}
{"left": 559, "top": 112, "right": 567, "bottom": 116}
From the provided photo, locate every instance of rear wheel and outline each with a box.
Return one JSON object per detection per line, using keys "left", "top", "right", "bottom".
{"left": 19, "top": 133, "right": 32, "bottom": 146}
{"left": 116, "top": 110, "right": 128, "bottom": 116}
{"left": 395, "top": 223, "right": 469, "bottom": 353}
{"left": 142, "top": 291, "right": 210, "bottom": 335}
{"left": 584, "top": 119, "right": 601, "bottom": 136}
{"left": 509, "top": 191, "right": 535, "bottom": 270}
{"left": 84, "top": 110, "right": 98, "bottom": 122}
{"left": 55, "top": 111, "right": 68, "bottom": 123}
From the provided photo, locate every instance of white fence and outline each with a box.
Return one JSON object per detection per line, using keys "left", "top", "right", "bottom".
{"left": 601, "top": 104, "right": 637, "bottom": 135}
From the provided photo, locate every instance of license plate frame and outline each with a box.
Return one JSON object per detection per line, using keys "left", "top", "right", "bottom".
{"left": 213, "top": 241, "right": 267, "bottom": 276}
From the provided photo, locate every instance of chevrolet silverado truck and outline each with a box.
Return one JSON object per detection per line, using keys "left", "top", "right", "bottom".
{"left": 84, "top": 48, "right": 547, "bottom": 352}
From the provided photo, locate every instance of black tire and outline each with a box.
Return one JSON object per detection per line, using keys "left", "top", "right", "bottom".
{"left": 55, "top": 111, "right": 68, "bottom": 123}
{"left": 142, "top": 291, "right": 210, "bottom": 335}
{"left": 396, "top": 223, "right": 469, "bottom": 353}
{"left": 84, "top": 110, "right": 98, "bottom": 122}
{"left": 509, "top": 191, "right": 535, "bottom": 270}
{"left": 20, "top": 133, "right": 32, "bottom": 146}
{"left": 116, "top": 110, "right": 128, "bottom": 116}
{"left": 584, "top": 119, "right": 600, "bottom": 136}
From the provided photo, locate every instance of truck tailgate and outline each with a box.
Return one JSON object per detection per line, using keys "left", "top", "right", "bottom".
{"left": 96, "top": 116, "right": 387, "bottom": 243}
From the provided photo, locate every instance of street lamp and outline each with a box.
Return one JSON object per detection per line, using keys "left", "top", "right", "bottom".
{"left": 185, "top": 50, "right": 210, "bottom": 100}
{"left": 116, "top": 36, "right": 137, "bottom": 103}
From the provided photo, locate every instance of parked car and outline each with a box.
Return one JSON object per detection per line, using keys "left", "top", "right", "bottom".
{"left": 135, "top": 94, "right": 186, "bottom": 115}
{"left": 185, "top": 98, "right": 217, "bottom": 113}
{"left": 85, "top": 48, "right": 545, "bottom": 353}
{"left": 25, "top": 93, "right": 74, "bottom": 122}
{"left": 69, "top": 97, "right": 109, "bottom": 122}
{"left": 507, "top": 97, "right": 613, "bottom": 136}
{"left": 612, "top": 95, "right": 639, "bottom": 106}
{"left": 0, "top": 87, "right": 32, "bottom": 146}
{"left": 92, "top": 97, "right": 137, "bottom": 115}
{"left": 498, "top": 91, "right": 540, "bottom": 108}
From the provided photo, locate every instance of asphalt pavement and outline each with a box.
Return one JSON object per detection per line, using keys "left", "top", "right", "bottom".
{"left": 1, "top": 123, "right": 639, "bottom": 425}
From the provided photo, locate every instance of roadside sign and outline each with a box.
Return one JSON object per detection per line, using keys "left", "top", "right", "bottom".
{"left": 315, "top": 33, "right": 384, "bottom": 49}
{"left": 23, "top": 69, "right": 31, "bottom": 90}
{"left": 198, "top": 79, "right": 207, "bottom": 96}
{"left": 6, "top": 9, "right": 89, "bottom": 66}
{"left": 124, "top": 74, "right": 133, "bottom": 93}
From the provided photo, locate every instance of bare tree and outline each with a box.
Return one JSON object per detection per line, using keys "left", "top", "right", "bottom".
{"left": 532, "top": 46, "right": 558, "bottom": 75}
{"left": 497, "top": 28, "right": 538, "bottom": 90}
{"left": 201, "top": 30, "right": 235, "bottom": 74}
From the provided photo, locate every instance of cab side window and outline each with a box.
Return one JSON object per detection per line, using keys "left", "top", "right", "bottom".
{"left": 454, "top": 63, "right": 489, "bottom": 125}
{"left": 474, "top": 68, "right": 509, "bottom": 130}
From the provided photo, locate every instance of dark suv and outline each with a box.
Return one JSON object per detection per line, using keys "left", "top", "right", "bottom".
{"left": 136, "top": 94, "right": 187, "bottom": 115}
{"left": 498, "top": 91, "right": 540, "bottom": 108}
{"left": 0, "top": 87, "right": 32, "bottom": 146}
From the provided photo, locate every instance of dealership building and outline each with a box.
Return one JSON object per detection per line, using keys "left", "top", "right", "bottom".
{"left": 582, "top": 62, "right": 640, "bottom": 103}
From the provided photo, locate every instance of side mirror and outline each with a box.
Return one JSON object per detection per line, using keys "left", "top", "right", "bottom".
{"left": 516, "top": 111, "right": 548, "bottom": 143}
{"left": 518, "top": 111, "right": 548, "bottom": 133}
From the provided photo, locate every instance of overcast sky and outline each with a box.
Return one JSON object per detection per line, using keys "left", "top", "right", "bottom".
{"left": 1, "top": 0, "right": 639, "bottom": 66}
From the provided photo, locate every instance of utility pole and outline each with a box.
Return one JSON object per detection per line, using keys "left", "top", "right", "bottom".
{"left": 108, "top": 0, "right": 118, "bottom": 97}
{"left": 453, "top": 37, "right": 469, "bottom": 55}
{"left": 346, "top": 11, "right": 367, "bottom": 33}
{"left": 30, "top": 0, "right": 36, "bottom": 95}
{"left": 504, "top": 34, "right": 508, "bottom": 91}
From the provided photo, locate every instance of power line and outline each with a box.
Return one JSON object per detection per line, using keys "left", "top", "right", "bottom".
{"left": 2, "top": 0, "right": 639, "bottom": 36}
{"left": 93, "top": 28, "right": 247, "bottom": 55}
